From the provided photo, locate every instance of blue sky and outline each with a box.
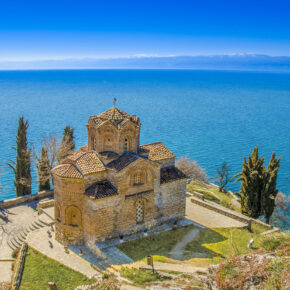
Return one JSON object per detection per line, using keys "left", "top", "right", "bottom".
{"left": 0, "top": 0, "right": 290, "bottom": 60}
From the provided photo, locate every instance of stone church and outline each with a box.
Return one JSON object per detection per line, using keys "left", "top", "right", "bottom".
{"left": 52, "top": 106, "right": 186, "bottom": 246}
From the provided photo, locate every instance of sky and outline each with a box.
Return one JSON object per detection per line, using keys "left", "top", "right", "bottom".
{"left": 0, "top": 0, "right": 290, "bottom": 60}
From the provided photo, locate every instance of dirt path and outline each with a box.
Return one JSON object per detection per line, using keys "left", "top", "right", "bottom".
{"left": 168, "top": 229, "right": 199, "bottom": 260}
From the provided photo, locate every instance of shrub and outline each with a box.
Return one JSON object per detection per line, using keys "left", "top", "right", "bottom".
{"left": 120, "top": 267, "right": 171, "bottom": 285}
{"left": 260, "top": 232, "right": 290, "bottom": 251}
{"left": 12, "top": 247, "right": 20, "bottom": 259}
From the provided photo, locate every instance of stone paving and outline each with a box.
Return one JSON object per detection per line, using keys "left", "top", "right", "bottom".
{"left": 185, "top": 196, "right": 246, "bottom": 228}
{"left": 26, "top": 227, "right": 101, "bottom": 279}
{"left": 0, "top": 203, "right": 51, "bottom": 283}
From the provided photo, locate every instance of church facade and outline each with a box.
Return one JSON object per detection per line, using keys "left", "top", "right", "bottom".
{"left": 52, "top": 107, "right": 186, "bottom": 246}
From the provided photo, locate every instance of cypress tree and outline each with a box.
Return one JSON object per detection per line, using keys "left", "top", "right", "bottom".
{"left": 57, "top": 126, "right": 75, "bottom": 163}
{"left": 262, "top": 153, "right": 281, "bottom": 224}
{"left": 234, "top": 146, "right": 265, "bottom": 218}
{"left": 8, "top": 116, "right": 32, "bottom": 196}
{"left": 235, "top": 146, "right": 281, "bottom": 223}
{"left": 37, "top": 147, "right": 51, "bottom": 191}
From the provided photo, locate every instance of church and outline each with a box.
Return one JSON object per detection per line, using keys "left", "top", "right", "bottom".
{"left": 51, "top": 106, "right": 186, "bottom": 246}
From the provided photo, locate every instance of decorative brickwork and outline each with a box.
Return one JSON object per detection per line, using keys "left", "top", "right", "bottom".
{"left": 52, "top": 107, "right": 186, "bottom": 245}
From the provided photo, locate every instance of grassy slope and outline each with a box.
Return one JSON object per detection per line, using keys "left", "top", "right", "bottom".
{"left": 215, "top": 232, "right": 290, "bottom": 289}
{"left": 120, "top": 267, "right": 169, "bottom": 285}
{"left": 117, "top": 224, "right": 269, "bottom": 263}
{"left": 20, "top": 247, "right": 96, "bottom": 290}
{"left": 187, "top": 180, "right": 239, "bottom": 211}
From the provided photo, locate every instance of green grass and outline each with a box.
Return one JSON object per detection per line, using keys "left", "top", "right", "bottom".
{"left": 120, "top": 267, "right": 170, "bottom": 285}
{"left": 260, "top": 231, "right": 290, "bottom": 251}
{"left": 117, "top": 225, "right": 199, "bottom": 260}
{"left": 20, "top": 247, "right": 96, "bottom": 290}
{"left": 201, "top": 227, "right": 266, "bottom": 258}
{"left": 117, "top": 223, "right": 269, "bottom": 263}
{"left": 187, "top": 180, "right": 239, "bottom": 211}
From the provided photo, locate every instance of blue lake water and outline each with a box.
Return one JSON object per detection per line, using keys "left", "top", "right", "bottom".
{"left": 0, "top": 69, "right": 289, "bottom": 208}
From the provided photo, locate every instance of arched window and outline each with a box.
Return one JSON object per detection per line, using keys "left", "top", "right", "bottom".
{"left": 133, "top": 172, "right": 144, "bottom": 185}
{"left": 66, "top": 206, "right": 82, "bottom": 227}
{"left": 136, "top": 200, "right": 144, "bottom": 223}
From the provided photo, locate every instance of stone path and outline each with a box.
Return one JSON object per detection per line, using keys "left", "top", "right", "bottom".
{"left": 69, "top": 245, "right": 110, "bottom": 271}
{"left": 168, "top": 229, "right": 199, "bottom": 260}
{"left": 185, "top": 196, "right": 246, "bottom": 228}
{"left": 26, "top": 227, "right": 101, "bottom": 279}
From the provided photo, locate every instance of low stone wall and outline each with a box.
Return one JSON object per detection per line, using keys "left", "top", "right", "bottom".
{"left": 11, "top": 243, "right": 28, "bottom": 290}
{"left": 190, "top": 196, "right": 272, "bottom": 229}
{"left": 190, "top": 191, "right": 204, "bottom": 200}
{"left": 0, "top": 191, "right": 53, "bottom": 209}
{"left": 39, "top": 199, "right": 54, "bottom": 209}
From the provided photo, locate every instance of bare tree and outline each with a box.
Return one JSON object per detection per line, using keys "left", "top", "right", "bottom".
{"left": 216, "top": 161, "right": 231, "bottom": 192}
{"left": 42, "top": 134, "right": 60, "bottom": 171}
{"left": 32, "top": 134, "right": 60, "bottom": 184}
{"left": 176, "top": 156, "right": 208, "bottom": 183}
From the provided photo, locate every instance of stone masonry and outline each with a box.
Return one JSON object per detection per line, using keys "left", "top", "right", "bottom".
{"left": 51, "top": 106, "right": 186, "bottom": 246}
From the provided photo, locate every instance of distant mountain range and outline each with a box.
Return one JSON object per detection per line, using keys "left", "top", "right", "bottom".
{"left": 1, "top": 54, "right": 290, "bottom": 71}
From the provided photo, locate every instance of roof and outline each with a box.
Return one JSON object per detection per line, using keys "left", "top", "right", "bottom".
{"left": 51, "top": 163, "right": 83, "bottom": 179}
{"left": 99, "top": 151, "right": 119, "bottom": 159}
{"left": 160, "top": 166, "right": 186, "bottom": 184}
{"left": 89, "top": 107, "right": 140, "bottom": 128}
{"left": 85, "top": 181, "right": 118, "bottom": 199}
{"left": 52, "top": 148, "right": 106, "bottom": 179}
{"left": 139, "top": 142, "right": 175, "bottom": 161}
{"left": 74, "top": 152, "right": 106, "bottom": 175}
{"left": 106, "top": 152, "right": 139, "bottom": 171}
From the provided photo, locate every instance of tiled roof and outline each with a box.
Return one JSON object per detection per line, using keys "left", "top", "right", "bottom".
{"left": 85, "top": 181, "right": 118, "bottom": 199}
{"left": 51, "top": 163, "right": 83, "bottom": 179}
{"left": 52, "top": 149, "right": 106, "bottom": 178}
{"left": 89, "top": 107, "right": 140, "bottom": 128}
{"left": 139, "top": 142, "right": 175, "bottom": 161}
{"left": 74, "top": 152, "right": 106, "bottom": 175}
{"left": 63, "top": 149, "right": 87, "bottom": 163}
{"left": 106, "top": 152, "right": 139, "bottom": 171}
{"left": 160, "top": 166, "right": 186, "bottom": 184}
{"left": 99, "top": 151, "right": 119, "bottom": 159}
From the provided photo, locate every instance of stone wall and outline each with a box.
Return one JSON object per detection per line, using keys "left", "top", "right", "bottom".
{"left": 190, "top": 196, "right": 272, "bottom": 229}
{"left": 54, "top": 175, "right": 85, "bottom": 245}
{"left": 160, "top": 179, "right": 186, "bottom": 222}
{"left": 0, "top": 190, "right": 53, "bottom": 209}
{"left": 87, "top": 120, "right": 140, "bottom": 155}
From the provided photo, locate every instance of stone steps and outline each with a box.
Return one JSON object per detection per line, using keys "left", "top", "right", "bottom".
{"left": 7, "top": 218, "right": 49, "bottom": 250}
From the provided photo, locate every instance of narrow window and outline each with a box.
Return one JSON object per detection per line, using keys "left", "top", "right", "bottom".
{"left": 124, "top": 138, "right": 128, "bottom": 151}
{"left": 136, "top": 200, "right": 144, "bottom": 223}
{"left": 91, "top": 136, "right": 95, "bottom": 150}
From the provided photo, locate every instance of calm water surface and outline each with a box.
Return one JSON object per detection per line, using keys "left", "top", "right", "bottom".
{"left": 0, "top": 69, "right": 289, "bottom": 208}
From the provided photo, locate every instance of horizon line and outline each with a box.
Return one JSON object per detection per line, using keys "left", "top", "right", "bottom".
{"left": 1, "top": 53, "right": 290, "bottom": 62}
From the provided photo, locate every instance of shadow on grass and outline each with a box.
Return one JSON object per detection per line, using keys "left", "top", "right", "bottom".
{"left": 117, "top": 225, "right": 227, "bottom": 261}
